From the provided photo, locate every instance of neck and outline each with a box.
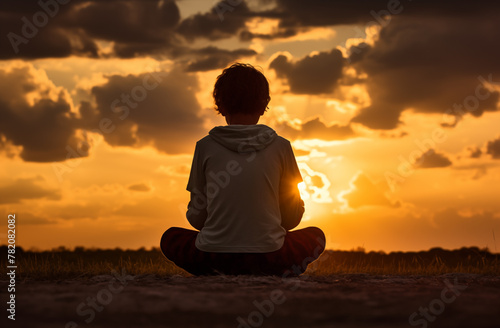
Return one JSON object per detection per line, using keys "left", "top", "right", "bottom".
{"left": 225, "top": 113, "right": 261, "bottom": 125}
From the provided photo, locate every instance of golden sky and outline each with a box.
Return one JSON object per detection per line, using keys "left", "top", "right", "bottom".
{"left": 1, "top": 0, "right": 500, "bottom": 252}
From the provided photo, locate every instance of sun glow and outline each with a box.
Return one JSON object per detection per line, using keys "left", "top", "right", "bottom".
{"left": 298, "top": 163, "right": 332, "bottom": 203}
{"left": 298, "top": 181, "right": 308, "bottom": 200}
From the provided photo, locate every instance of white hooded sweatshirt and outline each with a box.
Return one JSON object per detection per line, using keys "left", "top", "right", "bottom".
{"left": 186, "top": 124, "right": 304, "bottom": 253}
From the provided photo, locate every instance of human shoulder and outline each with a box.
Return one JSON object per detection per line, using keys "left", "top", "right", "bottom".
{"left": 194, "top": 135, "right": 216, "bottom": 149}
{"left": 196, "top": 135, "right": 212, "bottom": 145}
{"left": 273, "top": 135, "right": 292, "bottom": 149}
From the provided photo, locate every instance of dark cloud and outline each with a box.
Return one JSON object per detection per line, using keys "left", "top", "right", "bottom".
{"left": 351, "top": 16, "right": 500, "bottom": 129}
{"left": 277, "top": 117, "right": 354, "bottom": 140}
{"left": 467, "top": 146, "right": 482, "bottom": 159}
{"left": 66, "top": 0, "right": 181, "bottom": 58}
{"left": 184, "top": 47, "right": 257, "bottom": 72}
{"left": 486, "top": 136, "right": 500, "bottom": 159}
{"left": 0, "top": 66, "right": 90, "bottom": 162}
{"left": 177, "top": 0, "right": 251, "bottom": 41}
{"left": 65, "top": 1, "right": 179, "bottom": 43}
{"left": 340, "top": 173, "right": 398, "bottom": 209}
{"left": 0, "top": 0, "right": 180, "bottom": 59}
{"left": 0, "top": 176, "right": 60, "bottom": 204}
{"left": 2, "top": 0, "right": 500, "bottom": 62}
{"left": 269, "top": 49, "right": 345, "bottom": 94}
{"left": 271, "top": 0, "right": 383, "bottom": 27}
{"left": 415, "top": 149, "right": 452, "bottom": 168}
{"left": 128, "top": 183, "right": 151, "bottom": 192}
{"left": 0, "top": 0, "right": 98, "bottom": 59}
{"left": 270, "top": 0, "right": 500, "bottom": 28}
{"left": 0, "top": 18, "right": 99, "bottom": 59}
{"left": 85, "top": 68, "right": 205, "bottom": 154}
{"left": 0, "top": 63, "right": 206, "bottom": 162}
{"left": 0, "top": 1, "right": 259, "bottom": 64}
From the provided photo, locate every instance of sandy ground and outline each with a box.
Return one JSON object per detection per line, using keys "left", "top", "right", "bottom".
{"left": 3, "top": 273, "right": 500, "bottom": 328}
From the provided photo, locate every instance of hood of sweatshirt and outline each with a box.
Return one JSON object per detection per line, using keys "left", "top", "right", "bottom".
{"left": 209, "top": 124, "right": 277, "bottom": 153}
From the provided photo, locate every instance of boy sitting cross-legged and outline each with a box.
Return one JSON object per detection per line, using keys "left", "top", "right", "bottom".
{"left": 161, "top": 63, "right": 325, "bottom": 276}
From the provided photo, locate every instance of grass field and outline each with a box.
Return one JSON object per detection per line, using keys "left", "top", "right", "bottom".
{"left": 2, "top": 246, "right": 499, "bottom": 327}
{"left": 2, "top": 246, "right": 499, "bottom": 280}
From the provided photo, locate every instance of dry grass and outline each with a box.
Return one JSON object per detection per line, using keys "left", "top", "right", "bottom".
{"left": 2, "top": 246, "right": 498, "bottom": 280}
{"left": 308, "top": 248, "right": 500, "bottom": 275}
{"left": 3, "top": 247, "right": 187, "bottom": 280}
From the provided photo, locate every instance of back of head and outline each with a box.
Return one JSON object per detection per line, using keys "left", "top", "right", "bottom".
{"left": 213, "top": 63, "right": 270, "bottom": 116}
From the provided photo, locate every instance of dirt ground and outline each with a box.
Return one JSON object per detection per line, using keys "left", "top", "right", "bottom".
{"left": 4, "top": 273, "right": 500, "bottom": 328}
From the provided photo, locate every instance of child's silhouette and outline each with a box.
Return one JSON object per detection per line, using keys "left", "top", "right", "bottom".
{"left": 161, "top": 63, "right": 325, "bottom": 276}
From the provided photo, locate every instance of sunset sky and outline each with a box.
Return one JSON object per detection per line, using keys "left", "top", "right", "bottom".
{"left": 1, "top": 0, "right": 499, "bottom": 252}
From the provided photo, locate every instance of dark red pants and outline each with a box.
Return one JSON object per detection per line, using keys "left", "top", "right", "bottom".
{"left": 160, "top": 226, "right": 325, "bottom": 276}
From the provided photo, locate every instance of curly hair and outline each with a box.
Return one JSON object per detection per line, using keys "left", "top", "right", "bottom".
{"left": 213, "top": 63, "right": 270, "bottom": 115}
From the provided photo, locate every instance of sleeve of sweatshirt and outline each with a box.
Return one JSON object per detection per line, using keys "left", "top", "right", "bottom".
{"left": 279, "top": 141, "right": 305, "bottom": 231}
{"left": 186, "top": 142, "right": 208, "bottom": 230}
